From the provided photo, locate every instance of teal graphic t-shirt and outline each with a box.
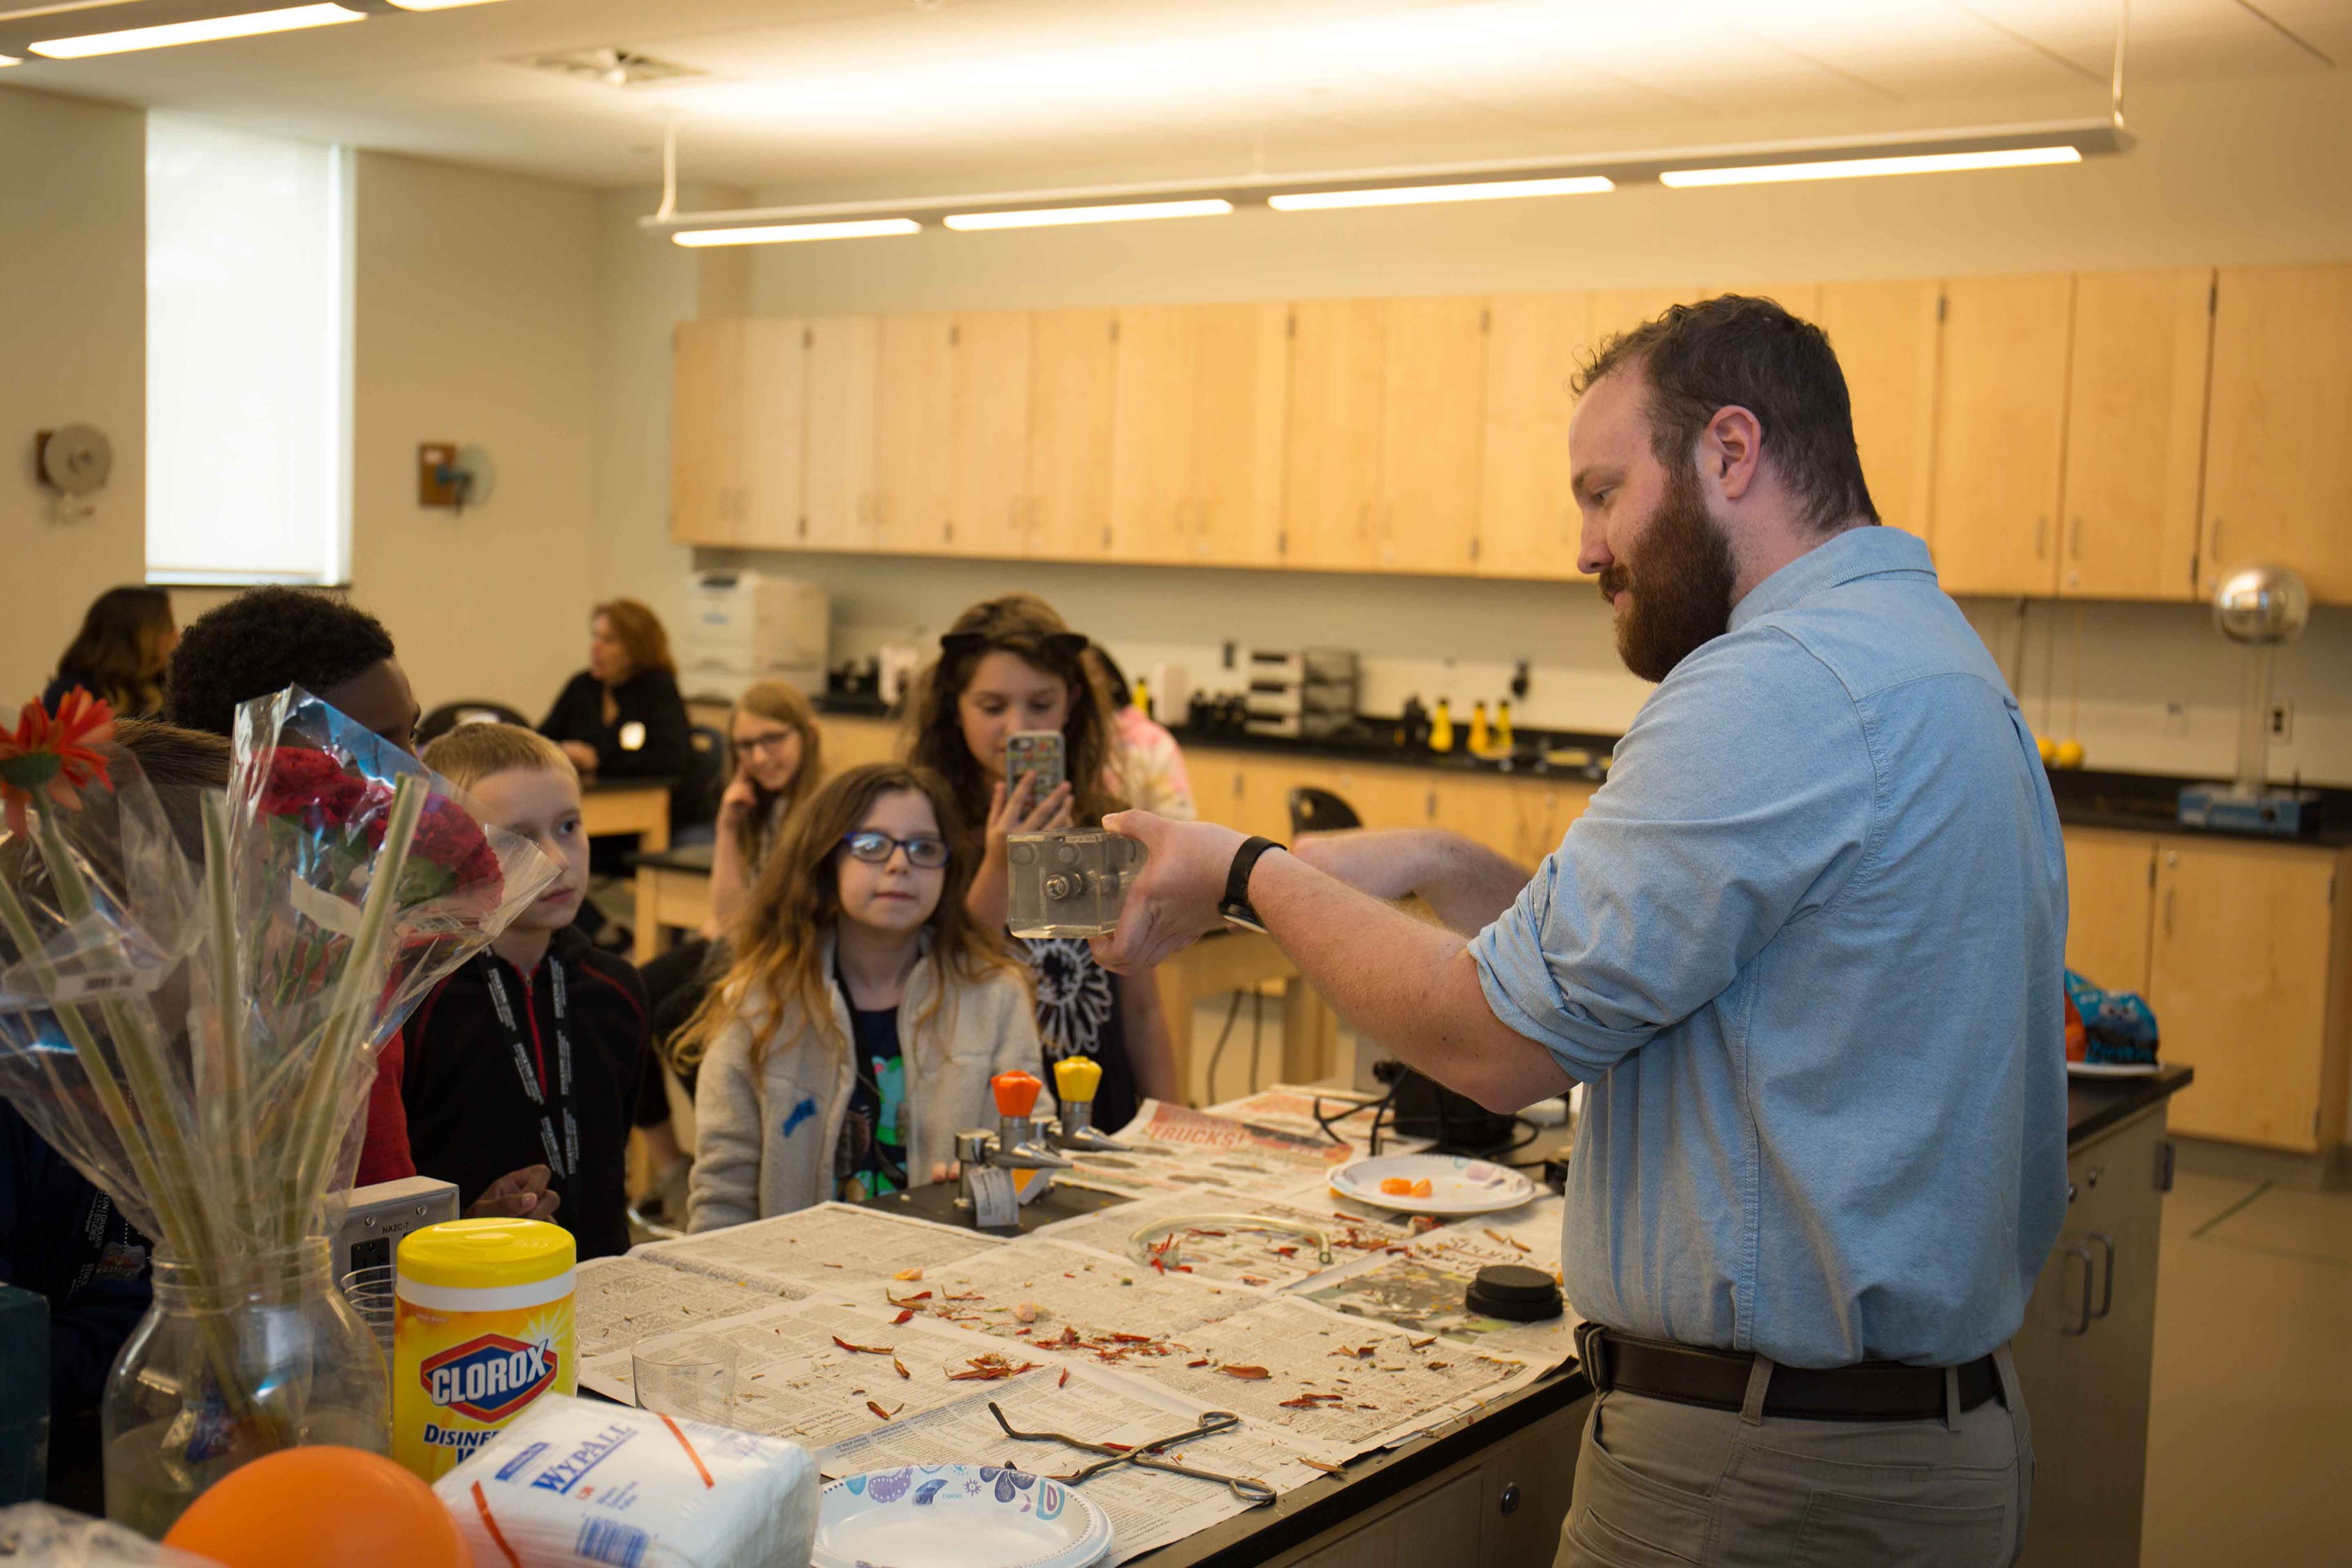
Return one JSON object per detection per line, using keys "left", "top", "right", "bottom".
{"left": 836, "top": 993, "right": 907, "bottom": 1204}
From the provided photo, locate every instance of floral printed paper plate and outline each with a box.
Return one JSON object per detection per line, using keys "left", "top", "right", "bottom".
{"left": 1331, "top": 1153, "right": 1539, "bottom": 1216}
{"left": 813, "top": 1465, "right": 1114, "bottom": 1568}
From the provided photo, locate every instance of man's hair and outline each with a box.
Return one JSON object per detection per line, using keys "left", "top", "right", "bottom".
{"left": 1574, "top": 294, "right": 1878, "bottom": 535}
{"left": 421, "top": 723, "right": 576, "bottom": 794}
{"left": 162, "top": 587, "right": 396, "bottom": 739}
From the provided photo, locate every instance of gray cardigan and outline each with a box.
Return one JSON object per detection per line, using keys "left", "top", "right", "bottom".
{"left": 687, "top": 934, "right": 1043, "bottom": 1231}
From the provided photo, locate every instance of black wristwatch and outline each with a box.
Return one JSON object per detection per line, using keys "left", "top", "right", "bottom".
{"left": 1220, "top": 836, "right": 1284, "bottom": 934}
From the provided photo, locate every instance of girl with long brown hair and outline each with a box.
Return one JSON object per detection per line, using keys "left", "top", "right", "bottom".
{"left": 679, "top": 763, "right": 1040, "bottom": 1227}
{"left": 903, "top": 593, "right": 1178, "bottom": 1133}
{"left": 711, "top": 679, "right": 822, "bottom": 932}
{"left": 45, "top": 586, "right": 176, "bottom": 718}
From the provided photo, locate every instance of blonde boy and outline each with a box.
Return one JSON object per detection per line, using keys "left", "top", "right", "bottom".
{"left": 406, "top": 725, "right": 650, "bottom": 1259}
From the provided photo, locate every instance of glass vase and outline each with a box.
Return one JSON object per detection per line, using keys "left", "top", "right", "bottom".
{"left": 102, "top": 1240, "right": 388, "bottom": 1539}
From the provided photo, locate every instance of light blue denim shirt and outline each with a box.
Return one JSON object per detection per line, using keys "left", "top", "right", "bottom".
{"left": 1472, "top": 526, "right": 2068, "bottom": 1369}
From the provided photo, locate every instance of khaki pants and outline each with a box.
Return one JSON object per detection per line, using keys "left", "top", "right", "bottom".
{"left": 1555, "top": 1346, "right": 2034, "bottom": 1567}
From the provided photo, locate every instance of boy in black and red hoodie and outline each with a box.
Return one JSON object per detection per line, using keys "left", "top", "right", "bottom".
{"left": 406, "top": 725, "right": 650, "bottom": 1260}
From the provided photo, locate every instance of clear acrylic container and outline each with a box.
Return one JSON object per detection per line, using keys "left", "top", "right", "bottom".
{"left": 1007, "top": 829, "right": 1147, "bottom": 938}
{"left": 103, "top": 1241, "right": 389, "bottom": 1539}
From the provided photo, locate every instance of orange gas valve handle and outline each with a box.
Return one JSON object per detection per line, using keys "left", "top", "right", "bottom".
{"left": 992, "top": 1070, "right": 1044, "bottom": 1119}
{"left": 1052, "top": 1056, "right": 1102, "bottom": 1106}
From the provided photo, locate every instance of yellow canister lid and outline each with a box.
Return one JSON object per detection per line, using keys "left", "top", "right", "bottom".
{"left": 1053, "top": 1054, "right": 1102, "bottom": 1102}
{"left": 396, "top": 1218, "right": 575, "bottom": 1291}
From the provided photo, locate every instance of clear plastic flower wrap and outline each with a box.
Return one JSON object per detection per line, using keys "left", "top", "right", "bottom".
{"left": 0, "top": 683, "right": 561, "bottom": 1266}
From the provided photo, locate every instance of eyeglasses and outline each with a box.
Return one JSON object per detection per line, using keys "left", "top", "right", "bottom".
{"left": 839, "top": 831, "right": 951, "bottom": 869}
{"left": 736, "top": 732, "right": 799, "bottom": 755}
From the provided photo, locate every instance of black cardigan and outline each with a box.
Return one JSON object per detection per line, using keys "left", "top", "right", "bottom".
{"left": 539, "top": 667, "right": 703, "bottom": 825}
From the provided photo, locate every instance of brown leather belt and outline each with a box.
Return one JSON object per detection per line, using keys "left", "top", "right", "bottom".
{"left": 1575, "top": 1324, "right": 2003, "bottom": 1423}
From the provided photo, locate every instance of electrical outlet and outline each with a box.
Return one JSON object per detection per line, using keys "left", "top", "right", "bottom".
{"left": 2162, "top": 700, "right": 2189, "bottom": 739}
{"left": 2269, "top": 700, "right": 2294, "bottom": 743}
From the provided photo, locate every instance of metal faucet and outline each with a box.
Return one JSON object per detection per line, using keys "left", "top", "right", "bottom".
{"left": 1045, "top": 1056, "right": 1130, "bottom": 1152}
{"left": 955, "top": 1071, "right": 1071, "bottom": 1231}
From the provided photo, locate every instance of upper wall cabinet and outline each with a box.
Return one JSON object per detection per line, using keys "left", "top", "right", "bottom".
{"left": 1378, "top": 297, "right": 1486, "bottom": 574}
{"left": 1815, "top": 279, "right": 1939, "bottom": 543}
{"left": 946, "top": 310, "right": 1031, "bottom": 559}
{"left": 872, "top": 313, "right": 957, "bottom": 554}
{"left": 1479, "top": 291, "right": 1591, "bottom": 581}
{"left": 803, "top": 316, "right": 879, "bottom": 551}
{"left": 2061, "top": 269, "right": 2213, "bottom": 601}
{"left": 2204, "top": 263, "right": 2352, "bottom": 602}
{"left": 1027, "top": 308, "right": 1119, "bottom": 560}
{"left": 1284, "top": 298, "right": 1391, "bottom": 571}
{"left": 1112, "top": 302, "right": 1289, "bottom": 567}
{"left": 1932, "top": 273, "right": 2075, "bottom": 598}
{"left": 671, "top": 320, "right": 747, "bottom": 546}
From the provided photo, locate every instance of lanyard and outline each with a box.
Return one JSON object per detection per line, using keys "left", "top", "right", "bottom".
{"left": 484, "top": 956, "right": 577, "bottom": 1183}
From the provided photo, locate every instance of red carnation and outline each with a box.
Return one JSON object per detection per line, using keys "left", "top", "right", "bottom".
{"left": 256, "top": 748, "right": 368, "bottom": 831}
{"left": 0, "top": 691, "right": 116, "bottom": 837}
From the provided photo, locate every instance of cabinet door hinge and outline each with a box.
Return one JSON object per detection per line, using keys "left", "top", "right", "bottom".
{"left": 1469, "top": 535, "right": 1482, "bottom": 561}
{"left": 2146, "top": 858, "right": 2157, "bottom": 889}
{"left": 1286, "top": 311, "right": 1296, "bottom": 340}
{"left": 1480, "top": 307, "right": 1491, "bottom": 333}
{"left": 1936, "top": 293, "right": 1948, "bottom": 323}
{"left": 802, "top": 326, "right": 814, "bottom": 349}
{"left": 1109, "top": 318, "right": 1121, "bottom": 344}
{"left": 2208, "top": 278, "right": 2219, "bottom": 315}
{"left": 1277, "top": 528, "right": 1289, "bottom": 555}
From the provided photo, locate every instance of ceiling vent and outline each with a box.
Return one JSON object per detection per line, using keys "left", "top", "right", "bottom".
{"left": 509, "top": 47, "right": 702, "bottom": 89}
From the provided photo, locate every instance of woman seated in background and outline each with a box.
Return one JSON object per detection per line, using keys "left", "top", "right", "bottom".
{"left": 1089, "top": 647, "right": 1195, "bottom": 821}
{"left": 680, "top": 763, "right": 1040, "bottom": 1227}
{"left": 907, "top": 594, "right": 1179, "bottom": 1133}
{"left": 43, "top": 586, "right": 176, "bottom": 717}
{"left": 538, "top": 598, "right": 704, "bottom": 839}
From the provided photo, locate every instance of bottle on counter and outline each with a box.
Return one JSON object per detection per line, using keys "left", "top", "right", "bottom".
{"left": 1132, "top": 675, "right": 1151, "bottom": 718}
{"left": 1497, "top": 700, "right": 1516, "bottom": 751}
{"left": 1468, "top": 700, "right": 1491, "bottom": 755}
{"left": 1429, "top": 697, "right": 1455, "bottom": 754}
{"left": 1399, "top": 695, "right": 1429, "bottom": 748}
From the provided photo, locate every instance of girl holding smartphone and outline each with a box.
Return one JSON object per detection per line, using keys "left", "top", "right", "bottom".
{"left": 905, "top": 594, "right": 1179, "bottom": 1131}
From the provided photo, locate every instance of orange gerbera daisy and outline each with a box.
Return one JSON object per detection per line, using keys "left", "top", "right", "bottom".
{"left": 0, "top": 690, "right": 117, "bottom": 838}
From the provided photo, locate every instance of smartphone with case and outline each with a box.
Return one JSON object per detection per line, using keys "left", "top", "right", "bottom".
{"left": 1005, "top": 730, "right": 1066, "bottom": 805}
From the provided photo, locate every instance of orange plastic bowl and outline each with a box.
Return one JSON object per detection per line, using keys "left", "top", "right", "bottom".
{"left": 163, "top": 1445, "right": 472, "bottom": 1568}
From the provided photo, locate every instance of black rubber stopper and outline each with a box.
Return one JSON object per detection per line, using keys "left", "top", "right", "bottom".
{"left": 1465, "top": 1263, "right": 1565, "bottom": 1323}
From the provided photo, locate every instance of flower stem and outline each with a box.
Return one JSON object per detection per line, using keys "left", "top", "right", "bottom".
{"left": 199, "top": 791, "right": 259, "bottom": 1245}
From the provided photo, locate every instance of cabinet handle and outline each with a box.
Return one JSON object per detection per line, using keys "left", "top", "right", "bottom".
{"left": 2061, "top": 1245, "right": 2094, "bottom": 1336}
{"left": 2162, "top": 886, "right": 2175, "bottom": 938}
{"left": 2210, "top": 516, "right": 2224, "bottom": 564}
{"left": 1498, "top": 1482, "right": 1521, "bottom": 1517}
{"left": 2088, "top": 1231, "right": 2115, "bottom": 1320}
{"left": 2035, "top": 516, "right": 2048, "bottom": 558}
{"left": 2069, "top": 516, "right": 2082, "bottom": 559}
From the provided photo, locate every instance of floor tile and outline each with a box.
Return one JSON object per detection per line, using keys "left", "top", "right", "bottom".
{"left": 2198, "top": 1181, "right": 2352, "bottom": 1268}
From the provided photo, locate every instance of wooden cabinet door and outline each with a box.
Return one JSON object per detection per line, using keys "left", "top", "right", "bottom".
{"left": 2203, "top": 263, "right": 2352, "bottom": 601}
{"left": 670, "top": 319, "right": 743, "bottom": 545}
{"left": 1932, "top": 274, "right": 2073, "bottom": 597}
{"left": 873, "top": 312, "right": 956, "bottom": 553}
{"left": 2061, "top": 830, "right": 2156, "bottom": 994}
{"left": 804, "top": 315, "right": 878, "bottom": 551}
{"left": 2148, "top": 840, "right": 2337, "bottom": 1151}
{"left": 2060, "top": 269, "right": 2213, "bottom": 601}
{"left": 948, "top": 310, "right": 1030, "bottom": 558}
{"left": 735, "top": 318, "right": 808, "bottom": 548}
{"left": 1284, "top": 299, "right": 1387, "bottom": 571}
{"left": 1109, "top": 305, "right": 1194, "bottom": 564}
{"left": 1817, "top": 279, "right": 1941, "bottom": 542}
{"left": 1190, "top": 302, "right": 1291, "bottom": 569}
{"left": 1479, "top": 292, "right": 1591, "bottom": 581}
{"left": 1429, "top": 774, "right": 1525, "bottom": 863}
{"left": 1027, "top": 307, "right": 1117, "bottom": 560}
{"left": 1378, "top": 296, "right": 1486, "bottom": 575}
{"left": 817, "top": 716, "right": 900, "bottom": 772}
{"left": 1514, "top": 781, "right": 1596, "bottom": 867}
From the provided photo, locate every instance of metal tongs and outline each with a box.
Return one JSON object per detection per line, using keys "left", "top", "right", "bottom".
{"left": 986, "top": 1401, "right": 1277, "bottom": 1507}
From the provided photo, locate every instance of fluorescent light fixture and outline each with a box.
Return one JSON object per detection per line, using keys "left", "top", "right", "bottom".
{"left": 1269, "top": 176, "right": 1613, "bottom": 211}
{"left": 385, "top": 0, "right": 507, "bottom": 8}
{"left": 1659, "top": 146, "right": 2082, "bottom": 187}
{"left": 29, "top": 3, "right": 363, "bottom": 57}
{"left": 0, "top": 54, "right": 17, "bottom": 67}
{"left": 942, "top": 199, "right": 1233, "bottom": 231}
{"left": 670, "top": 218, "right": 921, "bottom": 247}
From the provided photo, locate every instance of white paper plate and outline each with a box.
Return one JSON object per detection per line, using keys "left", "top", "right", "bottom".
{"left": 2066, "top": 1059, "right": 2163, "bottom": 1078}
{"left": 1331, "top": 1153, "right": 1539, "bottom": 1216}
{"left": 813, "top": 1465, "right": 1114, "bottom": 1568}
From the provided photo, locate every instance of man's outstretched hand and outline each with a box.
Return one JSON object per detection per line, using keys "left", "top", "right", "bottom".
{"left": 466, "top": 1164, "right": 559, "bottom": 1221}
{"left": 1089, "top": 811, "right": 1250, "bottom": 973}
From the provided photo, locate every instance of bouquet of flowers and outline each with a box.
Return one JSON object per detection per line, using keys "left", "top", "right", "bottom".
{"left": 0, "top": 687, "right": 559, "bottom": 1511}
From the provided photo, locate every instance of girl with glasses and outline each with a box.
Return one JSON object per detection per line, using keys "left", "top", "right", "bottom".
{"left": 905, "top": 594, "right": 1179, "bottom": 1137}
{"left": 677, "top": 763, "right": 1040, "bottom": 1228}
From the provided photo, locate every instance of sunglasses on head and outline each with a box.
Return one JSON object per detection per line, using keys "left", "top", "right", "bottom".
{"left": 938, "top": 629, "right": 1091, "bottom": 663}
{"left": 838, "top": 830, "right": 952, "bottom": 869}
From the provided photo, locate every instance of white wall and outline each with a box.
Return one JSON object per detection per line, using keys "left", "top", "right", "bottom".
{"left": 0, "top": 87, "right": 147, "bottom": 706}
{"left": 627, "top": 68, "right": 2352, "bottom": 783}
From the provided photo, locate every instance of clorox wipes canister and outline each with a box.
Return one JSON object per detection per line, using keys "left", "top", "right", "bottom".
{"left": 392, "top": 1217, "right": 577, "bottom": 1481}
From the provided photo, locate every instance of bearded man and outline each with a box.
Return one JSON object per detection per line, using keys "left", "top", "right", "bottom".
{"left": 1093, "top": 294, "right": 2068, "bottom": 1567}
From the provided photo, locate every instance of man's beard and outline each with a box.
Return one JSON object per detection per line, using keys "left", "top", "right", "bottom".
{"left": 1597, "top": 463, "right": 1738, "bottom": 684}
